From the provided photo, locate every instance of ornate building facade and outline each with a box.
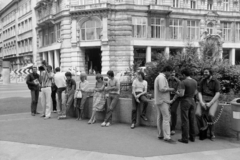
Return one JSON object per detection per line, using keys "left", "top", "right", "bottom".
{"left": 0, "top": 0, "right": 38, "bottom": 70}
{"left": 35, "top": 0, "right": 240, "bottom": 74}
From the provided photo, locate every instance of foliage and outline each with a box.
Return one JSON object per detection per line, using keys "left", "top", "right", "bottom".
{"left": 145, "top": 42, "right": 240, "bottom": 96}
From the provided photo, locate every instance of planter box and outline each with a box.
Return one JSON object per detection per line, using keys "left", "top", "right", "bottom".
{"left": 66, "top": 96, "right": 236, "bottom": 138}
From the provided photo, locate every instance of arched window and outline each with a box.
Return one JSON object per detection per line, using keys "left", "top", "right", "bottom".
{"left": 80, "top": 20, "right": 102, "bottom": 41}
{"left": 207, "top": 22, "right": 214, "bottom": 35}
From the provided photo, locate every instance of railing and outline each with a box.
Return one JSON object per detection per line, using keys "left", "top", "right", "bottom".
{"left": 71, "top": 3, "right": 108, "bottom": 11}
{"left": 38, "top": 14, "right": 53, "bottom": 24}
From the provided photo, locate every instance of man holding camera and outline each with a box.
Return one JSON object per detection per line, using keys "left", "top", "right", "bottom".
{"left": 26, "top": 65, "right": 40, "bottom": 116}
{"left": 39, "top": 60, "right": 54, "bottom": 119}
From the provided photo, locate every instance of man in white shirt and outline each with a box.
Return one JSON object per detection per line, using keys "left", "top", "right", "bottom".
{"left": 54, "top": 67, "right": 66, "bottom": 114}
{"left": 154, "top": 66, "right": 176, "bottom": 144}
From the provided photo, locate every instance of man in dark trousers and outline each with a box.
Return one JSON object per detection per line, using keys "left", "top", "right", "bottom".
{"left": 26, "top": 65, "right": 40, "bottom": 116}
{"left": 174, "top": 68, "right": 197, "bottom": 144}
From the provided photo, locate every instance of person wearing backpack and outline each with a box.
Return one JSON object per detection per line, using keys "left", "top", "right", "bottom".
{"left": 26, "top": 65, "right": 40, "bottom": 116}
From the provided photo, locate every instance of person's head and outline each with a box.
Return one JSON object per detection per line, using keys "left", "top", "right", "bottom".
{"left": 137, "top": 71, "right": 145, "bottom": 81}
{"left": 32, "top": 65, "right": 38, "bottom": 74}
{"left": 181, "top": 68, "right": 192, "bottom": 79}
{"left": 65, "top": 72, "right": 72, "bottom": 80}
{"left": 202, "top": 68, "right": 213, "bottom": 79}
{"left": 96, "top": 74, "right": 103, "bottom": 82}
{"left": 171, "top": 70, "right": 176, "bottom": 77}
{"left": 80, "top": 73, "right": 87, "bottom": 82}
{"left": 55, "top": 67, "right": 60, "bottom": 72}
{"left": 162, "top": 65, "right": 173, "bottom": 78}
{"left": 47, "top": 65, "right": 52, "bottom": 72}
{"left": 107, "top": 70, "right": 114, "bottom": 79}
{"left": 42, "top": 60, "right": 47, "bottom": 67}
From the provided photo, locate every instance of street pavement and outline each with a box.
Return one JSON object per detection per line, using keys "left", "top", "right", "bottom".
{"left": 0, "top": 83, "right": 240, "bottom": 160}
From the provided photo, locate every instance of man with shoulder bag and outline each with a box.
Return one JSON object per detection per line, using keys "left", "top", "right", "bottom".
{"left": 26, "top": 65, "right": 40, "bottom": 116}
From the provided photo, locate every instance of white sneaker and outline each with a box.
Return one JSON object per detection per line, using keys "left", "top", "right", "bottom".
{"left": 101, "top": 122, "right": 106, "bottom": 127}
{"left": 106, "top": 122, "right": 111, "bottom": 127}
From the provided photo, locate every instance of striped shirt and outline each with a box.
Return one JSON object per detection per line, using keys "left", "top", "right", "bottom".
{"left": 40, "top": 71, "right": 54, "bottom": 87}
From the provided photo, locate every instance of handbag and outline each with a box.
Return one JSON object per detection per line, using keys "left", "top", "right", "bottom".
{"left": 75, "top": 90, "right": 82, "bottom": 98}
{"left": 74, "top": 81, "right": 82, "bottom": 98}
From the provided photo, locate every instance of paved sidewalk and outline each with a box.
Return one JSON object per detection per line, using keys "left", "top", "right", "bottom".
{"left": 1, "top": 141, "right": 240, "bottom": 160}
{"left": 0, "top": 113, "right": 240, "bottom": 159}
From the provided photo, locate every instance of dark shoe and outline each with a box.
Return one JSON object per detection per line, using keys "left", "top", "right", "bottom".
{"left": 31, "top": 113, "right": 35, "bottom": 116}
{"left": 164, "top": 139, "right": 176, "bottom": 144}
{"left": 158, "top": 136, "right": 164, "bottom": 140}
{"left": 178, "top": 139, "right": 188, "bottom": 144}
{"left": 41, "top": 115, "right": 45, "bottom": 117}
{"left": 131, "top": 124, "right": 135, "bottom": 129}
{"left": 35, "top": 112, "right": 40, "bottom": 114}
{"left": 171, "top": 130, "right": 175, "bottom": 135}
{"left": 189, "top": 137, "right": 195, "bottom": 142}
{"left": 141, "top": 115, "right": 148, "bottom": 121}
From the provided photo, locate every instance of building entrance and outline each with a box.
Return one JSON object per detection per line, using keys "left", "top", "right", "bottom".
{"left": 85, "top": 48, "right": 102, "bottom": 74}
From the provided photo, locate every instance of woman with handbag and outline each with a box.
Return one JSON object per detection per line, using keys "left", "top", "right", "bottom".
{"left": 74, "top": 73, "right": 89, "bottom": 120}
{"left": 88, "top": 74, "right": 106, "bottom": 124}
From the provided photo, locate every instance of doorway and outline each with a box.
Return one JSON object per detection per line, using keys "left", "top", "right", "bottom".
{"left": 85, "top": 48, "right": 102, "bottom": 74}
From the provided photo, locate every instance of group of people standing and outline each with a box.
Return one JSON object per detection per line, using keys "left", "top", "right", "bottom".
{"left": 26, "top": 60, "right": 220, "bottom": 144}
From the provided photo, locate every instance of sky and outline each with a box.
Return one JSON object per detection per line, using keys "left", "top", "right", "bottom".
{"left": 0, "top": 0, "right": 12, "bottom": 11}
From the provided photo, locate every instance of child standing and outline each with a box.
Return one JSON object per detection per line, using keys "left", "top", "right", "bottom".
{"left": 74, "top": 73, "right": 89, "bottom": 120}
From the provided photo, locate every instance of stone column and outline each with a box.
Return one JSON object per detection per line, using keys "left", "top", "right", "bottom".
{"left": 102, "top": 16, "right": 108, "bottom": 42}
{"left": 101, "top": 45, "right": 110, "bottom": 74}
{"left": 71, "top": 17, "right": 77, "bottom": 44}
{"left": 54, "top": 50, "right": 60, "bottom": 68}
{"left": 60, "top": 17, "right": 72, "bottom": 72}
{"left": 146, "top": 46, "right": 151, "bottom": 63}
{"left": 229, "top": 48, "right": 236, "bottom": 65}
{"left": 164, "top": 47, "right": 170, "bottom": 59}
{"left": 43, "top": 52, "right": 48, "bottom": 61}
{"left": 48, "top": 51, "right": 53, "bottom": 67}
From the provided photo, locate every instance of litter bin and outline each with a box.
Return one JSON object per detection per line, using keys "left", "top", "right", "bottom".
{"left": 230, "top": 98, "right": 240, "bottom": 140}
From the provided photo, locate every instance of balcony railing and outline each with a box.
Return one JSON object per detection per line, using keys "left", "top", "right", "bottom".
{"left": 149, "top": 5, "right": 172, "bottom": 14}
{"left": 38, "top": 14, "right": 53, "bottom": 25}
{"left": 70, "top": 3, "right": 108, "bottom": 12}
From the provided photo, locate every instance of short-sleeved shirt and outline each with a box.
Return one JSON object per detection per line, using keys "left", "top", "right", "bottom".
{"left": 179, "top": 78, "right": 197, "bottom": 99}
{"left": 66, "top": 78, "right": 76, "bottom": 92}
{"left": 198, "top": 77, "right": 220, "bottom": 98}
{"left": 168, "top": 77, "right": 181, "bottom": 95}
{"left": 132, "top": 79, "right": 148, "bottom": 93}
{"left": 154, "top": 73, "right": 170, "bottom": 105}
{"left": 108, "top": 78, "right": 120, "bottom": 94}
{"left": 79, "top": 80, "right": 89, "bottom": 92}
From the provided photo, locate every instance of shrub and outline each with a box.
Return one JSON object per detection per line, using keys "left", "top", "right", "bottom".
{"left": 145, "top": 42, "right": 240, "bottom": 95}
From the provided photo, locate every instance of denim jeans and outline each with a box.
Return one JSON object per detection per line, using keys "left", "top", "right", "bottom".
{"left": 131, "top": 92, "right": 149, "bottom": 124}
{"left": 57, "top": 87, "right": 66, "bottom": 112}
{"left": 180, "top": 98, "right": 196, "bottom": 141}
{"left": 104, "top": 93, "right": 119, "bottom": 123}
{"left": 62, "top": 92, "right": 75, "bottom": 117}
{"left": 30, "top": 90, "right": 39, "bottom": 114}
{"left": 170, "top": 97, "right": 180, "bottom": 131}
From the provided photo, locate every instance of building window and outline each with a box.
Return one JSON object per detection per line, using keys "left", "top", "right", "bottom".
{"left": 223, "top": 0, "right": 229, "bottom": 11}
{"left": 81, "top": 20, "right": 102, "bottom": 40}
{"left": 49, "top": 26, "right": 55, "bottom": 44}
{"left": 56, "top": 0, "right": 61, "bottom": 12}
{"left": 29, "top": 18, "right": 32, "bottom": 29}
{"left": 187, "top": 20, "right": 199, "bottom": 40}
{"left": 207, "top": 22, "right": 214, "bottom": 34}
{"left": 191, "top": 0, "right": 196, "bottom": 9}
{"left": 207, "top": 0, "right": 213, "bottom": 10}
{"left": 221, "top": 22, "right": 231, "bottom": 41}
{"left": 134, "top": 0, "right": 144, "bottom": 5}
{"left": 169, "top": 19, "right": 182, "bottom": 40}
{"left": 132, "top": 17, "right": 147, "bottom": 38}
{"left": 29, "top": 38, "right": 32, "bottom": 51}
{"left": 173, "top": 0, "right": 180, "bottom": 8}
{"left": 236, "top": 23, "right": 240, "bottom": 41}
{"left": 56, "top": 23, "right": 61, "bottom": 40}
{"left": 151, "top": 18, "right": 165, "bottom": 39}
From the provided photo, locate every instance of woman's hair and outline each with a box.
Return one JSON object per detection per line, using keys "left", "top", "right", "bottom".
{"left": 65, "top": 72, "right": 72, "bottom": 77}
{"left": 80, "top": 73, "right": 87, "bottom": 80}
{"left": 137, "top": 71, "right": 145, "bottom": 80}
{"left": 107, "top": 70, "right": 114, "bottom": 78}
{"left": 96, "top": 74, "right": 103, "bottom": 81}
